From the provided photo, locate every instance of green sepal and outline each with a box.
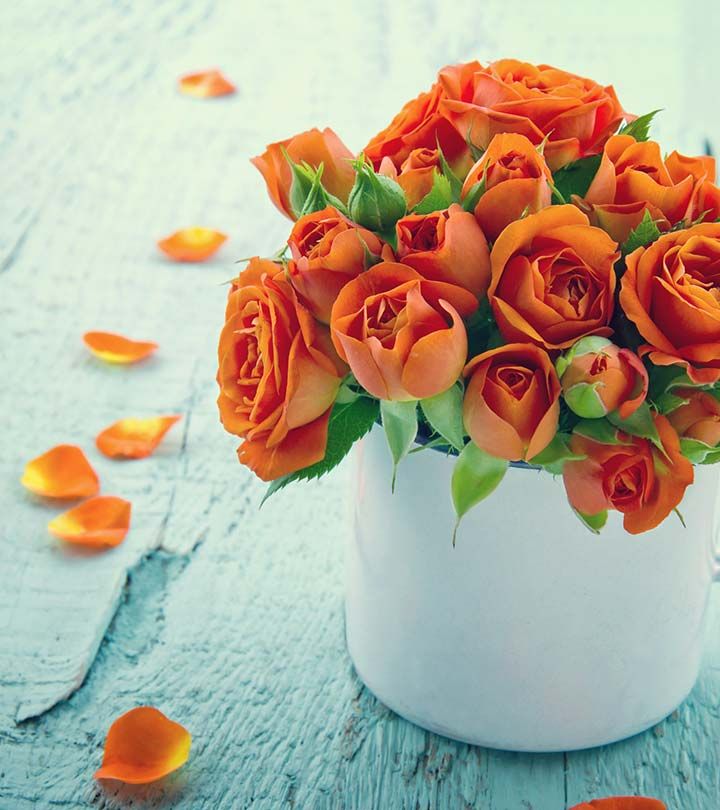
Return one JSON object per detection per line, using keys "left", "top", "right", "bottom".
{"left": 413, "top": 171, "right": 454, "bottom": 215}
{"left": 574, "top": 509, "right": 608, "bottom": 534}
{"left": 654, "top": 390, "right": 690, "bottom": 415}
{"left": 619, "top": 110, "right": 662, "bottom": 142}
{"left": 420, "top": 384, "right": 465, "bottom": 452}
{"left": 348, "top": 155, "right": 407, "bottom": 232}
{"left": 461, "top": 178, "right": 485, "bottom": 212}
{"left": 380, "top": 399, "right": 418, "bottom": 491}
{"left": 679, "top": 438, "right": 720, "bottom": 465}
{"left": 622, "top": 209, "right": 662, "bottom": 254}
{"left": 528, "top": 433, "right": 586, "bottom": 475}
{"left": 299, "top": 164, "right": 347, "bottom": 218}
{"left": 551, "top": 154, "right": 602, "bottom": 202}
{"left": 261, "top": 395, "right": 379, "bottom": 504}
{"left": 563, "top": 382, "right": 608, "bottom": 419}
{"left": 573, "top": 418, "right": 626, "bottom": 445}
{"left": 451, "top": 442, "right": 508, "bottom": 545}
{"left": 606, "top": 402, "right": 662, "bottom": 451}
{"left": 436, "top": 142, "right": 464, "bottom": 201}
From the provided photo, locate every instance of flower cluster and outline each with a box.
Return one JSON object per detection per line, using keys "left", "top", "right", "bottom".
{"left": 218, "top": 58, "right": 720, "bottom": 535}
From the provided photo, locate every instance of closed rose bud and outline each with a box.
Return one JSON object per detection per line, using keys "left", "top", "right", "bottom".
{"left": 557, "top": 337, "right": 648, "bottom": 419}
{"left": 395, "top": 203, "right": 491, "bottom": 297}
{"left": 348, "top": 158, "right": 407, "bottom": 232}
{"left": 667, "top": 388, "right": 720, "bottom": 447}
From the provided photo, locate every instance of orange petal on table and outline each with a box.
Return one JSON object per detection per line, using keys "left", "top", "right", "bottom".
{"left": 178, "top": 69, "right": 235, "bottom": 98}
{"left": 96, "top": 416, "right": 182, "bottom": 459}
{"left": 83, "top": 332, "right": 158, "bottom": 364}
{"left": 48, "top": 496, "right": 131, "bottom": 548}
{"left": 95, "top": 707, "right": 191, "bottom": 784}
{"left": 21, "top": 445, "right": 100, "bottom": 498}
{"left": 157, "top": 228, "right": 227, "bottom": 262}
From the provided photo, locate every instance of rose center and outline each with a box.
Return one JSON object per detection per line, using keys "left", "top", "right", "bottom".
{"left": 491, "top": 365, "right": 533, "bottom": 400}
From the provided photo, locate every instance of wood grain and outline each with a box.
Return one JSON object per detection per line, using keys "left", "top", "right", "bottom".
{"left": 1, "top": 1, "right": 719, "bottom": 807}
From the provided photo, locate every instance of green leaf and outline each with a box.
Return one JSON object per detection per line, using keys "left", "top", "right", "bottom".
{"left": 653, "top": 390, "right": 690, "bottom": 415}
{"left": 436, "top": 143, "right": 463, "bottom": 201}
{"left": 461, "top": 178, "right": 485, "bottom": 212}
{"left": 574, "top": 509, "right": 608, "bottom": 534}
{"left": 380, "top": 399, "right": 418, "bottom": 490}
{"left": 451, "top": 442, "right": 508, "bottom": 544}
{"left": 261, "top": 396, "right": 379, "bottom": 503}
{"left": 528, "top": 433, "right": 585, "bottom": 475}
{"left": 420, "top": 384, "right": 465, "bottom": 452}
{"left": 551, "top": 154, "right": 602, "bottom": 202}
{"left": 606, "top": 402, "right": 662, "bottom": 449}
{"left": 413, "top": 171, "right": 454, "bottom": 214}
{"left": 573, "top": 418, "right": 625, "bottom": 445}
{"left": 679, "top": 438, "right": 720, "bottom": 464}
{"left": 622, "top": 209, "right": 662, "bottom": 254}
{"left": 648, "top": 364, "right": 691, "bottom": 401}
{"left": 619, "top": 109, "right": 662, "bottom": 142}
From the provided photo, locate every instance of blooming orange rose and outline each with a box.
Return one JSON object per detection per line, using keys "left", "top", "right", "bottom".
{"left": 620, "top": 222, "right": 720, "bottom": 383}
{"left": 378, "top": 148, "right": 443, "bottom": 210}
{"left": 463, "top": 343, "right": 560, "bottom": 461}
{"left": 440, "top": 59, "right": 626, "bottom": 171}
{"left": 488, "top": 205, "right": 619, "bottom": 350}
{"left": 461, "top": 133, "right": 552, "bottom": 241}
{"left": 330, "top": 262, "right": 478, "bottom": 400}
{"left": 578, "top": 134, "right": 720, "bottom": 242}
{"left": 363, "top": 62, "right": 479, "bottom": 173}
{"left": 217, "top": 257, "right": 346, "bottom": 480}
{"left": 557, "top": 337, "right": 648, "bottom": 419}
{"left": 667, "top": 388, "right": 720, "bottom": 447}
{"left": 563, "top": 414, "right": 693, "bottom": 534}
{"left": 395, "top": 203, "right": 491, "bottom": 297}
{"left": 287, "top": 206, "right": 392, "bottom": 322}
{"left": 251, "top": 127, "right": 355, "bottom": 219}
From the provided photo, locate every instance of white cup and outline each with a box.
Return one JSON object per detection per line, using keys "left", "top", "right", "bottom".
{"left": 345, "top": 426, "right": 720, "bottom": 751}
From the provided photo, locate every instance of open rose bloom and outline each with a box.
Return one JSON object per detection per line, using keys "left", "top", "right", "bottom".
{"left": 218, "top": 56, "right": 720, "bottom": 535}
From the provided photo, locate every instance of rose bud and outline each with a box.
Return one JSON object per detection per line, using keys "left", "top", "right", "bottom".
{"left": 330, "top": 262, "right": 478, "bottom": 401}
{"left": 251, "top": 127, "right": 356, "bottom": 219}
{"left": 348, "top": 158, "right": 407, "bottom": 232}
{"left": 556, "top": 336, "right": 648, "bottom": 419}
{"left": 287, "top": 206, "right": 392, "bottom": 323}
{"left": 667, "top": 388, "right": 720, "bottom": 448}
{"left": 395, "top": 203, "right": 491, "bottom": 297}
{"left": 461, "top": 133, "right": 553, "bottom": 242}
{"left": 564, "top": 414, "right": 693, "bottom": 534}
{"left": 463, "top": 343, "right": 561, "bottom": 462}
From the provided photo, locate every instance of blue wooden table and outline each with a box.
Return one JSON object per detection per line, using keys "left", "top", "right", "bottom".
{"left": 1, "top": 2, "right": 719, "bottom": 807}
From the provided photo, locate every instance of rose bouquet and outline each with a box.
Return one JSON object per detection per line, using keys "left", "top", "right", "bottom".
{"left": 218, "top": 59, "right": 720, "bottom": 536}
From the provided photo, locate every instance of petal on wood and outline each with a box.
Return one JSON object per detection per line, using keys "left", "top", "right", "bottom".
{"left": 21, "top": 445, "right": 100, "bottom": 498}
{"left": 95, "top": 707, "right": 191, "bottom": 784}
{"left": 178, "top": 69, "right": 235, "bottom": 98}
{"left": 157, "top": 228, "right": 227, "bottom": 262}
{"left": 96, "top": 416, "right": 182, "bottom": 459}
{"left": 83, "top": 332, "right": 158, "bottom": 364}
{"left": 48, "top": 496, "right": 131, "bottom": 548}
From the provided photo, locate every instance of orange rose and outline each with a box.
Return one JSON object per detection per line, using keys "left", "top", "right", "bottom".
{"left": 563, "top": 414, "right": 693, "bottom": 534}
{"left": 363, "top": 62, "right": 479, "bottom": 173}
{"left": 217, "top": 257, "right": 345, "bottom": 481}
{"left": 251, "top": 127, "right": 355, "bottom": 219}
{"left": 461, "top": 133, "right": 553, "bottom": 242}
{"left": 378, "top": 148, "right": 442, "bottom": 210}
{"left": 620, "top": 223, "right": 720, "bottom": 383}
{"left": 395, "top": 203, "right": 491, "bottom": 297}
{"left": 667, "top": 388, "right": 720, "bottom": 447}
{"left": 440, "top": 59, "right": 626, "bottom": 171}
{"left": 488, "top": 206, "right": 620, "bottom": 350}
{"left": 287, "top": 206, "right": 392, "bottom": 322}
{"left": 463, "top": 343, "right": 560, "bottom": 461}
{"left": 579, "top": 134, "right": 720, "bottom": 242}
{"left": 330, "top": 262, "right": 478, "bottom": 400}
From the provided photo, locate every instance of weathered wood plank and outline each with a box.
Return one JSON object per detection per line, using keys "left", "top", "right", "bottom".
{"left": 1, "top": 1, "right": 720, "bottom": 808}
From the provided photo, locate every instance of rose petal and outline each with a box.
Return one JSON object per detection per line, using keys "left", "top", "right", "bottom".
{"left": 21, "top": 445, "right": 100, "bottom": 498}
{"left": 178, "top": 69, "right": 235, "bottom": 98}
{"left": 95, "top": 707, "right": 191, "bottom": 784}
{"left": 96, "top": 416, "right": 182, "bottom": 459}
{"left": 48, "top": 496, "right": 131, "bottom": 548}
{"left": 83, "top": 332, "right": 158, "bottom": 364}
{"left": 157, "top": 228, "right": 227, "bottom": 262}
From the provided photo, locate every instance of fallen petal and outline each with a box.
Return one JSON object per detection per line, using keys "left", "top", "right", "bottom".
{"left": 21, "top": 445, "right": 100, "bottom": 498}
{"left": 83, "top": 332, "right": 158, "bottom": 364}
{"left": 48, "top": 496, "right": 131, "bottom": 547}
{"left": 95, "top": 706, "right": 191, "bottom": 784}
{"left": 178, "top": 69, "right": 235, "bottom": 98}
{"left": 157, "top": 228, "right": 227, "bottom": 262}
{"left": 96, "top": 416, "right": 182, "bottom": 459}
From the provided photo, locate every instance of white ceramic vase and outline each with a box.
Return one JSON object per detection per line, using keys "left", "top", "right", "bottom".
{"left": 345, "top": 426, "right": 720, "bottom": 752}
